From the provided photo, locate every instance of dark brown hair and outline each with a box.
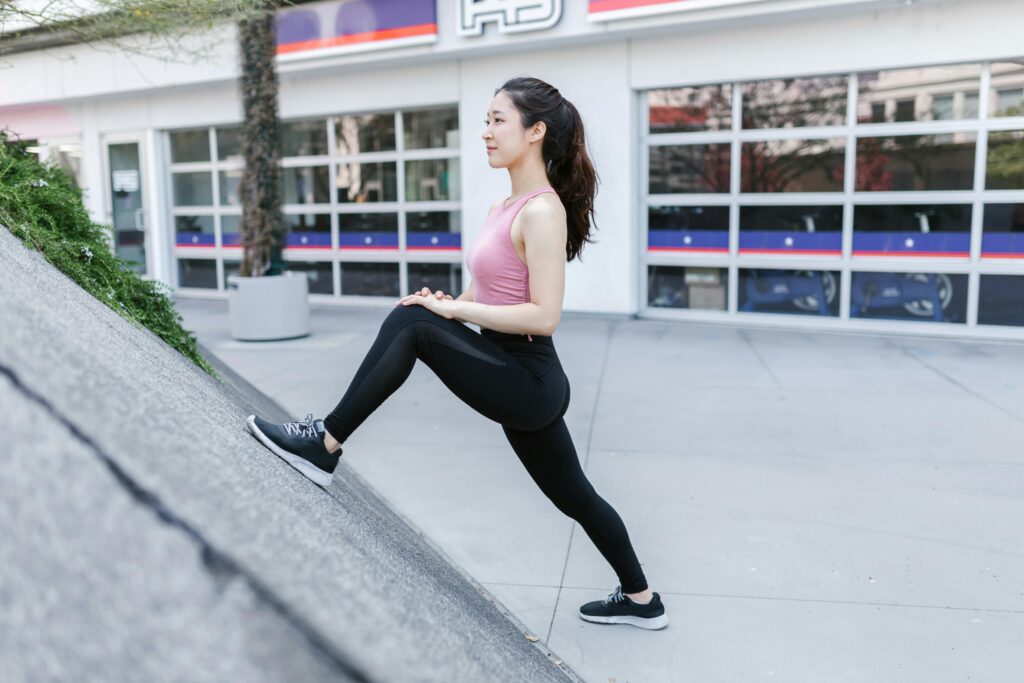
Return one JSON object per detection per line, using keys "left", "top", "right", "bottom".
{"left": 496, "top": 77, "right": 598, "bottom": 262}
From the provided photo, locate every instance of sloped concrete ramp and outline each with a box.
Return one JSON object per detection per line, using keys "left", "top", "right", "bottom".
{"left": 0, "top": 227, "right": 579, "bottom": 683}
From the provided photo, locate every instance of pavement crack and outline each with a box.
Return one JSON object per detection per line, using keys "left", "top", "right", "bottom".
{"left": 739, "top": 329, "right": 783, "bottom": 388}
{"left": 0, "top": 362, "right": 374, "bottom": 683}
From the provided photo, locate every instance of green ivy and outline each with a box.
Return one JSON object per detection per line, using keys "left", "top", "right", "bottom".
{"left": 0, "top": 130, "right": 217, "bottom": 377}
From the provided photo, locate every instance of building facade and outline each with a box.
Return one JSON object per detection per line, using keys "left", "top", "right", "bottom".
{"left": 3, "top": 0, "right": 1023, "bottom": 338}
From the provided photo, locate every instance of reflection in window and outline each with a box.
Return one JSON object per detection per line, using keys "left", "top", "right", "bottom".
{"left": 739, "top": 205, "right": 842, "bottom": 255}
{"left": 282, "top": 166, "right": 330, "bottom": 204}
{"left": 404, "top": 107, "right": 459, "bottom": 150}
{"left": 284, "top": 213, "right": 331, "bottom": 249}
{"left": 990, "top": 61, "right": 1024, "bottom": 117}
{"left": 741, "top": 76, "right": 847, "bottom": 129}
{"left": 408, "top": 263, "right": 462, "bottom": 295}
{"left": 339, "top": 212, "right": 398, "bottom": 249}
{"left": 172, "top": 171, "right": 213, "bottom": 206}
{"left": 221, "top": 214, "right": 241, "bottom": 247}
{"left": 851, "top": 272, "right": 966, "bottom": 323}
{"left": 169, "top": 129, "right": 210, "bottom": 163}
{"left": 218, "top": 169, "right": 243, "bottom": 206}
{"left": 647, "top": 206, "right": 729, "bottom": 253}
{"left": 855, "top": 134, "right": 976, "bottom": 191}
{"left": 285, "top": 261, "right": 334, "bottom": 295}
{"left": 647, "top": 266, "right": 726, "bottom": 310}
{"left": 978, "top": 275, "right": 1024, "bottom": 326}
{"left": 986, "top": 130, "right": 1024, "bottom": 190}
{"left": 178, "top": 258, "right": 217, "bottom": 289}
{"left": 739, "top": 269, "right": 839, "bottom": 316}
{"left": 336, "top": 162, "right": 397, "bottom": 203}
{"left": 741, "top": 138, "right": 844, "bottom": 192}
{"left": 335, "top": 113, "right": 396, "bottom": 155}
{"left": 857, "top": 64, "right": 982, "bottom": 123}
{"left": 853, "top": 204, "right": 971, "bottom": 257}
{"left": 281, "top": 119, "right": 328, "bottom": 157}
{"left": 216, "top": 127, "right": 242, "bottom": 162}
{"left": 222, "top": 260, "right": 240, "bottom": 289}
{"left": 648, "top": 85, "right": 732, "bottom": 133}
{"left": 174, "top": 215, "right": 215, "bottom": 247}
{"left": 649, "top": 144, "right": 730, "bottom": 193}
{"left": 981, "top": 203, "right": 1024, "bottom": 258}
{"left": 405, "top": 158, "right": 459, "bottom": 201}
{"left": 340, "top": 262, "right": 400, "bottom": 296}
{"left": 408, "top": 211, "right": 461, "bottom": 250}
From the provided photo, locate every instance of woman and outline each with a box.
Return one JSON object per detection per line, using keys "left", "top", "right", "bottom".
{"left": 247, "top": 77, "right": 667, "bottom": 630}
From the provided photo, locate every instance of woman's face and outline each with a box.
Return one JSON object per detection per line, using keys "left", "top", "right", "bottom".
{"left": 482, "top": 90, "right": 542, "bottom": 168}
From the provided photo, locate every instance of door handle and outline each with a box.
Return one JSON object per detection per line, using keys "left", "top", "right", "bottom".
{"left": 134, "top": 207, "right": 146, "bottom": 230}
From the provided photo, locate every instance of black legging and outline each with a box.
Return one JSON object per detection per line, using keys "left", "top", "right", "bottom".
{"left": 323, "top": 303, "right": 649, "bottom": 594}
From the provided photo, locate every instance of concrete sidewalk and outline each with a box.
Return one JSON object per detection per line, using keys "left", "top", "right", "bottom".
{"left": 178, "top": 298, "right": 1024, "bottom": 683}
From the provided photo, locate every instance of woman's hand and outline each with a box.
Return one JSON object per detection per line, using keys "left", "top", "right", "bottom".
{"left": 395, "top": 287, "right": 458, "bottom": 319}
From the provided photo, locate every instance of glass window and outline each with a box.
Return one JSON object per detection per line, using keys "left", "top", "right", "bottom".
{"left": 340, "top": 262, "right": 400, "bottom": 296}
{"left": 404, "top": 107, "right": 459, "bottom": 150}
{"left": 648, "top": 85, "right": 732, "bottom": 133}
{"left": 281, "top": 119, "right": 328, "bottom": 157}
{"left": 647, "top": 266, "right": 727, "bottom": 310}
{"left": 174, "top": 215, "right": 215, "bottom": 247}
{"left": 177, "top": 258, "right": 217, "bottom": 289}
{"left": 647, "top": 206, "right": 729, "bottom": 254}
{"left": 978, "top": 275, "right": 1024, "bottom": 326}
{"left": 218, "top": 169, "right": 243, "bottom": 206}
{"left": 335, "top": 113, "right": 396, "bottom": 155}
{"left": 981, "top": 203, "right": 1024, "bottom": 259}
{"left": 741, "top": 76, "right": 847, "bottom": 129}
{"left": 740, "top": 138, "right": 845, "bottom": 192}
{"left": 284, "top": 213, "right": 331, "bottom": 249}
{"left": 407, "top": 211, "right": 461, "bottom": 250}
{"left": 286, "top": 261, "right": 334, "bottom": 295}
{"left": 853, "top": 204, "right": 971, "bottom": 257}
{"left": 739, "top": 205, "right": 842, "bottom": 255}
{"left": 857, "top": 64, "right": 982, "bottom": 123}
{"left": 339, "top": 212, "right": 398, "bottom": 249}
{"left": 169, "top": 129, "right": 210, "bottom": 163}
{"left": 222, "top": 260, "right": 240, "bottom": 289}
{"left": 855, "top": 134, "right": 976, "bottom": 191}
{"left": 222, "top": 214, "right": 241, "bottom": 247}
{"left": 990, "top": 60, "right": 1024, "bottom": 117}
{"left": 739, "top": 269, "right": 839, "bottom": 316}
{"left": 963, "top": 92, "right": 979, "bottom": 119}
{"left": 649, "top": 144, "right": 730, "bottom": 194}
{"left": 216, "top": 127, "right": 242, "bottom": 162}
{"left": 336, "top": 161, "right": 397, "bottom": 203}
{"left": 850, "top": 272, "right": 966, "bottom": 323}
{"left": 931, "top": 94, "right": 954, "bottom": 120}
{"left": 172, "top": 171, "right": 213, "bottom": 206}
{"left": 282, "top": 166, "right": 330, "bottom": 205}
{"left": 405, "top": 158, "right": 459, "bottom": 201}
{"left": 408, "top": 263, "right": 462, "bottom": 295}
{"left": 986, "top": 130, "right": 1024, "bottom": 190}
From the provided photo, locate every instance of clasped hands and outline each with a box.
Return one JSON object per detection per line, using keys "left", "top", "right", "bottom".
{"left": 395, "top": 287, "right": 459, "bottom": 319}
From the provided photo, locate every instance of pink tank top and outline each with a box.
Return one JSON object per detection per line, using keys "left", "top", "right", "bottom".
{"left": 466, "top": 186, "right": 556, "bottom": 308}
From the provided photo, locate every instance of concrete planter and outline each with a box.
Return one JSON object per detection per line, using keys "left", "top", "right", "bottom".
{"left": 227, "top": 271, "right": 310, "bottom": 341}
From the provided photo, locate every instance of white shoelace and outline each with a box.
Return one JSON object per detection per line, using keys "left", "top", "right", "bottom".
{"left": 283, "top": 413, "right": 318, "bottom": 438}
{"left": 606, "top": 585, "right": 626, "bottom": 604}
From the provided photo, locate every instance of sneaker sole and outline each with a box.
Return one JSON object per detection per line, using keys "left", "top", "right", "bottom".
{"left": 579, "top": 613, "right": 669, "bottom": 630}
{"left": 246, "top": 415, "right": 334, "bottom": 488}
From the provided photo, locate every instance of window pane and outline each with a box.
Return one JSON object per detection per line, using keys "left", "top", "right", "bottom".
{"left": 218, "top": 169, "right": 242, "bottom": 206}
{"left": 405, "top": 158, "right": 459, "bottom": 201}
{"left": 647, "top": 265, "right": 726, "bottom": 310}
{"left": 408, "top": 210, "right": 462, "bottom": 250}
{"left": 170, "top": 129, "right": 209, "bottom": 163}
{"left": 216, "top": 127, "right": 242, "bottom": 162}
{"left": 339, "top": 212, "right": 398, "bottom": 249}
{"left": 739, "top": 205, "right": 842, "bottom": 255}
{"left": 335, "top": 113, "right": 396, "bottom": 154}
{"left": 174, "top": 215, "right": 215, "bottom": 247}
{"left": 177, "top": 258, "right": 217, "bottom": 288}
{"left": 336, "top": 162, "right": 397, "bottom": 203}
{"left": 281, "top": 120, "right": 328, "bottom": 157}
{"left": 408, "top": 262, "right": 462, "bottom": 295}
{"left": 222, "top": 214, "right": 241, "bottom": 247}
{"left": 963, "top": 92, "right": 979, "bottom": 119}
{"left": 990, "top": 60, "right": 1024, "bottom": 117}
{"left": 282, "top": 166, "right": 330, "bottom": 204}
{"left": 931, "top": 95, "right": 954, "bottom": 121}
{"left": 981, "top": 203, "right": 1024, "bottom": 258}
{"left": 647, "top": 206, "right": 729, "bottom": 254}
{"left": 286, "top": 261, "right": 334, "bottom": 295}
{"left": 850, "top": 272, "right": 966, "bottom": 323}
{"left": 404, "top": 107, "right": 459, "bottom": 150}
{"left": 648, "top": 85, "right": 732, "bottom": 133}
{"left": 649, "top": 144, "right": 730, "bottom": 193}
{"left": 284, "top": 213, "right": 331, "bottom": 249}
{"left": 986, "top": 130, "right": 1024, "bottom": 190}
{"left": 978, "top": 275, "right": 1024, "bottom": 326}
{"left": 172, "top": 171, "right": 213, "bottom": 205}
{"left": 222, "top": 260, "right": 240, "bottom": 289}
{"left": 857, "top": 64, "right": 982, "bottom": 123}
{"left": 340, "top": 262, "right": 400, "bottom": 296}
{"left": 853, "top": 204, "right": 971, "bottom": 257}
{"left": 740, "top": 138, "right": 845, "bottom": 192}
{"left": 855, "top": 134, "right": 976, "bottom": 191}
{"left": 741, "top": 76, "right": 847, "bottom": 128}
{"left": 739, "top": 269, "right": 839, "bottom": 316}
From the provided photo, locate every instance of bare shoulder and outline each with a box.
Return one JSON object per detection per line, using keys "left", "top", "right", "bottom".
{"left": 520, "top": 193, "right": 567, "bottom": 238}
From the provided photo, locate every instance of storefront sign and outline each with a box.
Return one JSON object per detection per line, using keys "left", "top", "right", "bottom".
{"left": 458, "top": 0, "right": 562, "bottom": 36}
{"left": 276, "top": 0, "right": 437, "bottom": 59}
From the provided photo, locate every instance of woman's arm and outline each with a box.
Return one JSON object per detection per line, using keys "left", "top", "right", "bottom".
{"left": 453, "top": 198, "right": 566, "bottom": 336}
{"left": 454, "top": 281, "right": 474, "bottom": 303}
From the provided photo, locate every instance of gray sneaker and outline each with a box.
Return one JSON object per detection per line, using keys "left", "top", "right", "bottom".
{"left": 246, "top": 413, "right": 341, "bottom": 487}
{"left": 579, "top": 586, "right": 668, "bottom": 630}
